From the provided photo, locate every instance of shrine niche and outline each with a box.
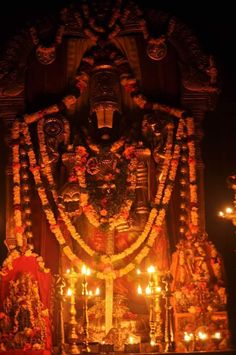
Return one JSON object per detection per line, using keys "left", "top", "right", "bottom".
{"left": 0, "top": 0, "right": 230, "bottom": 353}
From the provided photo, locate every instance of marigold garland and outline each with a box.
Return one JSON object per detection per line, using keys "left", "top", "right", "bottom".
{"left": 186, "top": 117, "right": 199, "bottom": 229}
{"left": 36, "top": 116, "right": 183, "bottom": 265}
{"left": 19, "top": 115, "right": 184, "bottom": 279}
{"left": 12, "top": 121, "right": 24, "bottom": 248}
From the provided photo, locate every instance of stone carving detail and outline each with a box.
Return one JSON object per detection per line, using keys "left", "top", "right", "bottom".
{"left": 167, "top": 18, "right": 219, "bottom": 93}
{"left": 0, "top": 2, "right": 219, "bottom": 100}
{"left": 0, "top": 31, "right": 31, "bottom": 97}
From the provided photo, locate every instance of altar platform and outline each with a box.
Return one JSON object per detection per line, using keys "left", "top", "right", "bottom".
{"left": 0, "top": 350, "right": 236, "bottom": 355}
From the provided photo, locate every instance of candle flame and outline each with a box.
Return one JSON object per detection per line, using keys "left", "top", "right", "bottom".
{"left": 226, "top": 207, "right": 233, "bottom": 214}
{"left": 145, "top": 285, "right": 151, "bottom": 295}
{"left": 137, "top": 285, "right": 142, "bottom": 294}
{"left": 150, "top": 340, "right": 156, "bottom": 346}
{"left": 198, "top": 331, "right": 208, "bottom": 340}
{"left": 147, "top": 265, "right": 155, "bottom": 274}
{"left": 67, "top": 288, "right": 72, "bottom": 296}
{"left": 129, "top": 336, "right": 134, "bottom": 344}
{"left": 184, "top": 332, "right": 193, "bottom": 342}
{"left": 95, "top": 287, "right": 100, "bottom": 296}
{"left": 213, "top": 331, "right": 221, "bottom": 339}
{"left": 81, "top": 264, "right": 87, "bottom": 275}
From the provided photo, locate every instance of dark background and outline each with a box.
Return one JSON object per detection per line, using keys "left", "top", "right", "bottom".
{"left": 0, "top": 0, "right": 235, "bottom": 348}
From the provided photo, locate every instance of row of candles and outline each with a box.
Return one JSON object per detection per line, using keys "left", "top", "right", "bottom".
{"left": 183, "top": 330, "right": 222, "bottom": 351}
{"left": 60, "top": 264, "right": 223, "bottom": 353}
{"left": 137, "top": 266, "right": 223, "bottom": 352}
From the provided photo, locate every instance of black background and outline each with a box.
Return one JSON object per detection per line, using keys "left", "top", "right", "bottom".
{"left": 0, "top": 0, "right": 236, "bottom": 348}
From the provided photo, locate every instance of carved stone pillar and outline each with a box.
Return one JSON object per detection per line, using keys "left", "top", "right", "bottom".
{"left": 181, "top": 90, "right": 217, "bottom": 231}
{"left": 0, "top": 98, "right": 24, "bottom": 250}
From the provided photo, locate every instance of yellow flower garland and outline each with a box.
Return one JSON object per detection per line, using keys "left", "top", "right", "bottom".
{"left": 12, "top": 121, "right": 24, "bottom": 248}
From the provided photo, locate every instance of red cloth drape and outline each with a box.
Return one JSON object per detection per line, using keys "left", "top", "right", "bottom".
{"left": 0, "top": 255, "right": 52, "bottom": 308}
{"left": 0, "top": 255, "right": 53, "bottom": 350}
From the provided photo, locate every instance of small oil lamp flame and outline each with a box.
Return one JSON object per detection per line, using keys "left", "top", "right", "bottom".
{"left": 213, "top": 331, "right": 221, "bottom": 340}
{"left": 150, "top": 339, "right": 156, "bottom": 346}
{"left": 129, "top": 336, "right": 134, "bottom": 344}
{"left": 145, "top": 285, "right": 151, "bottom": 295}
{"left": 137, "top": 285, "right": 142, "bottom": 294}
{"left": 198, "top": 331, "right": 208, "bottom": 340}
{"left": 147, "top": 265, "right": 155, "bottom": 273}
{"left": 184, "top": 332, "right": 193, "bottom": 342}
{"left": 67, "top": 288, "right": 72, "bottom": 296}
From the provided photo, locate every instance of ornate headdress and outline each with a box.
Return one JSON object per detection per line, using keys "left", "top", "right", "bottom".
{"left": 89, "top": 63, "right": 122, "bottom": 135}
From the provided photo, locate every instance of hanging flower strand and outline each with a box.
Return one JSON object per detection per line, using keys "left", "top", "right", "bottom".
{"left": 29, "top": 22, "right": 65, "bottom": 65}
{"left": 186, "top": 117, "right": 199, "bottom": 229}
{"left": 12, "top": 121, "right": 24, "bottom": 249}
{"left": 18, "top": 115, "right": 184, "bottom": 279}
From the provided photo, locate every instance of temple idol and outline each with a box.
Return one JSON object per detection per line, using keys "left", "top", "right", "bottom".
{"left": 0, "top": 1, "right": 231, "bottom": 353}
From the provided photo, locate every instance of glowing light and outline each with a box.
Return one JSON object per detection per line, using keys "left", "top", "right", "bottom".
{"left": 137, "top": 285, "right": 142, "bottom": 294}
{"left": 147, "top": 265, "right": 155, "bottom": 274}
{"left": 226, "top": 207, "right": 233, "bottom": 214}
{"left": 212, "top": 331, "right": 221, "bottom": 339}
{"left": 150, "top": 340, "right": 156, "bottom": 346}
{"left": 129, "top": 336, "right": 134, "bottom": 344}
{"left": 184, "top": 332, "right": 193, "bottom": 342}
{"left": 95, "top": 287, "right": 100, "bottom": 296}
{"left": 82, "top": 264, "right": 91, "bottom": 276}
{"left": 136, "top": 269, "right": 141, "bottom": 275}
{"left": 145, "top": 285, "right": 151, "bottom": 295}
{"left": 81, "top": 264, "right": 86, "bottom": 275}
{"left": 198, "top": 331, "right": 208, "bottom": 340}
{"left": 67, "top": 288, "right": 72, "bottom": 296}
{"left": 218, "top": 211, "right": 224, "bottom": 217}
{"left": 66, "top": 268, "right": 70, "bottom": 274}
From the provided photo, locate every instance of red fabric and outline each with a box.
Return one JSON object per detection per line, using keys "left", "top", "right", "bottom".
{"left": 0, "top": 255, "right": 53, "bottom": 350}
{"left": 0, "top": 255, "right": 52, "bottom": 308}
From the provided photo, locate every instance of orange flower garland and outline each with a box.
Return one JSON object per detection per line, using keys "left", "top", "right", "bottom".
{"left": 12, "top": 121, "right": 24, "bottom": 248}
{"left": 186, "top": 117, "right": 199, "bottom": 229}
{"left": 19, "top": 115, "right": 185, "bottom": 279}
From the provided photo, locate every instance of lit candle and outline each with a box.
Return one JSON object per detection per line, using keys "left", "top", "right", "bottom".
{"left": 213, "top": 331, "right": 221, "bottom": 340}
{"left": 129, "top": 336, "right": 134, "bottom": 344}
{"left": 212, "top": 331, "right": 222, "bottom": 350}
{"left": 183, "top": 332, "right": 193, "bottom": 351}
{"left": 198, "top": 331, "right": 208, "bottom": 340}
{"left": 184, "top": 332, "right": 193, "bottom": 342}
{"left": 81, "top": 264, "right": 87, "bottom": 275}
{"left": 137, "top": 285, "right": 142, "bottom": 294}
{"left": 226, "top": 207, "right": 233, "bottom": 214}
{"left": 147, "top": 265, "right": 155, "bottom": 274}
{"left": 67, "top": 288, "right": 72, "bottom": 296}
{"left": 150, "top": 339, "right": 156, "bottom": 346}
{"left": 145, "top": 285, "right": 151, "bottom": 295}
